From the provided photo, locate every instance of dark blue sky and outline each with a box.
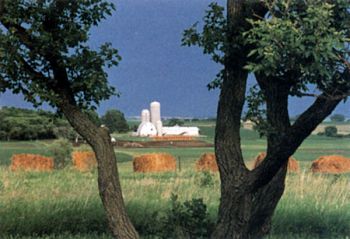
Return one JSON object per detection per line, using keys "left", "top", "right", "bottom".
{"left": 0, "top": 0, "right": 349, "bottom": 118}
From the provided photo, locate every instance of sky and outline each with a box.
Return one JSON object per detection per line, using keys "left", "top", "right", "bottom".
{"left": 0, "top": 0, "right": 349, "bottom": 118}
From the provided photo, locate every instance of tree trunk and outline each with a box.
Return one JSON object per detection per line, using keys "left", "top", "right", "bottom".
{"left": 247, "top": 162, "right": 288, "bottom": 238}
{"left": 59, "top": 101, "right": 139, "bottom": 239}
{"left": 212, "top": 154, "right": 288, "bottom": 239}
{"left": 212, "top": 1, "right": 271, "bottom": 238}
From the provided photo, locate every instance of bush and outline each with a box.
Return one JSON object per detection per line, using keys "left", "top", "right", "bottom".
{"left": 324, "top": 126, "right": 338, "bottom": 137}
{"left": 0, "top": 107, "right": 73, "bottom": 140}
{"left": 159, "top": 194, "right": 212, "bottom": 238}
{"left": 197, "top": 171, "right": 215, "bottom": 187}
{"left": 330, "top": 114, "right": 345, "bottom": 122}
{"left": 165, "top": 118, "right": 185, "bottom": 126}
{"left": 48, "top": 138, "right": 73, "bottom": 169}
{"left": 53, "top": 126, "right": 77, "bottom": 140}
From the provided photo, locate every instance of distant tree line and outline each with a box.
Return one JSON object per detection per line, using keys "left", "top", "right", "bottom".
{"left": 289, "top": 113, "right": 349, "bottom": 123}
{"left": 0, "top": 107, "right": 129, "bottom": 141}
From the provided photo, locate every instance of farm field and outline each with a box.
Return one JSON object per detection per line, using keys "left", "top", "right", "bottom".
{"left": 0, "top": 124, "right": 349, "bottom": 238}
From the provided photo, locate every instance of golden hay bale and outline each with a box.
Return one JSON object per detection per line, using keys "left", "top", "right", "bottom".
{"left": 72, "top": 151, "right": 97, "bottom": 172}
{"left": 253, "top": 152, "right": 300, "bottom": 173}
{"left": 151, "top": 136, "right": 194, "bottom": 141}
{"left": 195, "top": 153, "right": 218, "bottom": 172}
{"left": 133, "top": 153, "right": 176, "bottom": 173}
{"left": 10, "top": 154, "right": 54, "bottom": 172}
{"left": 311, "top": 155, "right": 350, "bottom": 174}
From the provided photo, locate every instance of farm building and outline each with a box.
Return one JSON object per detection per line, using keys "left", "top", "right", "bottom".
{"left": 136, "top": 101, "right": 200, "bottom": 137}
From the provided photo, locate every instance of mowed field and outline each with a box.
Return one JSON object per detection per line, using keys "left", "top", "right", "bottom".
{"left": 0, "top": 122, "right": 349, "bottom": 239}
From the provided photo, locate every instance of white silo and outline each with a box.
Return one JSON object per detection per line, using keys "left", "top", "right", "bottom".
{"left": 141, "top": 109, "right": 150, "bottom": 123}
{"left": 150, "top": 101, "right": 161, "bottom": 126}
{"left": 156, "top": 120, "right": 163, "bottom": 136}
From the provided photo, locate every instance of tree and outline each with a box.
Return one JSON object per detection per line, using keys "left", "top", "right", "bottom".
{"left": 183, "top": 0, "right": 350, "bottom": 238}
{"left": 324, "top": 126, "right": 338, "bottom": 137}
{"left": 330, "top": 114, "right": 346, "bottom": 122}
{"left": 0, "top": 107, "right": 56, "bottom": 140}
{"left": 0, "top": 1, "right": 138, "bottom": 238}
{"left": 102, "top": 109, "right": 129, "bottom": 133}
{"left": 165, "top": 118, "right": 185, "bottom": 126}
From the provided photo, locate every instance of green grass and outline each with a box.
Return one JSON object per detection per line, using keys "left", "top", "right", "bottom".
{"left": 0, "top": 168, "right": 349, "bottom": 238}
{"left": 1, "top": 124, "right": 350, "bottom": 238}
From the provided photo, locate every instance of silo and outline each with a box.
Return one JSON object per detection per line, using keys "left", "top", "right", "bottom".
{"left": 141, "top": 109, "right": 150, "bottom": 123}
{"left": 156, "top": 120, "right": 163, "bottom": 136}
{"left": 150, "top": 101, "right": 161, "bottom": 126}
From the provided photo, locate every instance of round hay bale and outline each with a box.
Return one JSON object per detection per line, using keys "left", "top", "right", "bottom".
{"left": 133, "top": 153, "right": 176, "bottom": 173}
{"left": 195, "top": 153, "right": 218, "bottom": 172}
{"left": 311, "top": 155, "right": 350, "bottom": 174}
{"left": 72, "top": 151, "right": 97, "bottom": 172}
{"left": 10, "top": 154, "right": 54, "bottom": 172}
{"left": 253, "top": 152, "right": 299, "bottom": 173}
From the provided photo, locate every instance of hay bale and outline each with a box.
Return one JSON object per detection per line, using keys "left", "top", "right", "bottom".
{"left": 10, "top": 154, "right": 54, "bottom": 172}
{"left": 152, "top": 136, "right": 194, "bottom": 141}
{"left": 123, "top": 142, "right": 144, "bottom": 148}
{"left": 253, "top": 152, "right": 299, "bottom": 172}
{"left": 311, "top": 155, "right": 350, "bottom": 174}
{"left": 133, "top": 153, "right": 176, "bottom": 173}
{"left": 72, "top": 151, "right": 97, "bottom": 171}
{"left": 195, "top": 153, "right": 218, "bottom": 172}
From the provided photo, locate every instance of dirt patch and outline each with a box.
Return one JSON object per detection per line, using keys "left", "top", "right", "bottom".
{"left": 133, "top": 153, "right": 176, "bottom": 173}
{"left": 311, "top": 155, "right": 350, "bottom": 174}
{"left": 10, "top": 154, "right": 54, "bottom": 172}
{"left": 72, "top": 151, "right": 97, "bottom": 172}
{"left": 195, "top": 153, "right": 218, "bottom": 172}
{"left": 253, "top": 152, "right": 299, "bottom": 173}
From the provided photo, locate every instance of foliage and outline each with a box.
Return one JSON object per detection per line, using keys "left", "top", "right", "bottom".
{"left": 0, "top": 107, "right": 55, "bottom": 140}
{"left": 165, "top": 118, "right": 185, "bottom": 127}
{"left": 52, "top": 126, "right": 77, "bottom": 141}
{"left": 324, "top": 126, "right": 338, "bottom": 137}
{"left": 183, "top": 0, "right": 350, "bottom": 134}
{"left": 0, "top": 0, "right": 120, "bottom": 109}
{"left": 330, "top": 114, "right": 346, "bottom": 122}
{"left": 101, "top": 109, "right": 129, "bottom": 133}
{"left": 182, "top": 2, "right": 226, "bottom": 90}
{"left": 47, "top": 138, "right": 73, "bottom": 169}
{"left": 196, "top": 171, "right": 214, "bottom": 187}
{"left": 0, "top": 107, "right": 78, "bottom": 141}
{"left": 244, "top": 0, "right": 350, "bottom": 96}
{"left": 159, "top": 193, "right": 212, "bottom": 239}
{"left": 244, "top": 84, "right": 269, "bottom": 136}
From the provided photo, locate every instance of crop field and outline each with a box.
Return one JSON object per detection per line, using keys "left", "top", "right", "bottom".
{"left": 0, "top": 123, "right": 349, "bottom": 239}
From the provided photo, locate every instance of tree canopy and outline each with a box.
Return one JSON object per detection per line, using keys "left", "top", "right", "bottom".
{"left": 0, "top": 0, "right": 120, "bottom": 109}
{"left": 183, "top": 0, "right": 350, "bottom": 132}
{"left": 0, "top": 106, "right": 69, "bottom": 140}
{"left": 330, "top": 114, "right": 346, "bottom": 122}
{"left": 101, "top": 109, "right": 129, "bottom": 133}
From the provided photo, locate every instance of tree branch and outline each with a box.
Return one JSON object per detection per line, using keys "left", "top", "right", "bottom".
{"left": 296, "top": 92, "right": 350, "bottom": 100}
{"left": 15, "top": 56, "right": 51, "bottom": 83}
{"left": 249, "top": 91, "right": 342, "bottom": 191}
{"left": 0, "top": 20, "right": 37, "bottom": 53}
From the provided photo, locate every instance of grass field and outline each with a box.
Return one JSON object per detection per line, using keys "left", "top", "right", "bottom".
{"left": 0, "top": 123, "right": 349, "bottom": 238}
